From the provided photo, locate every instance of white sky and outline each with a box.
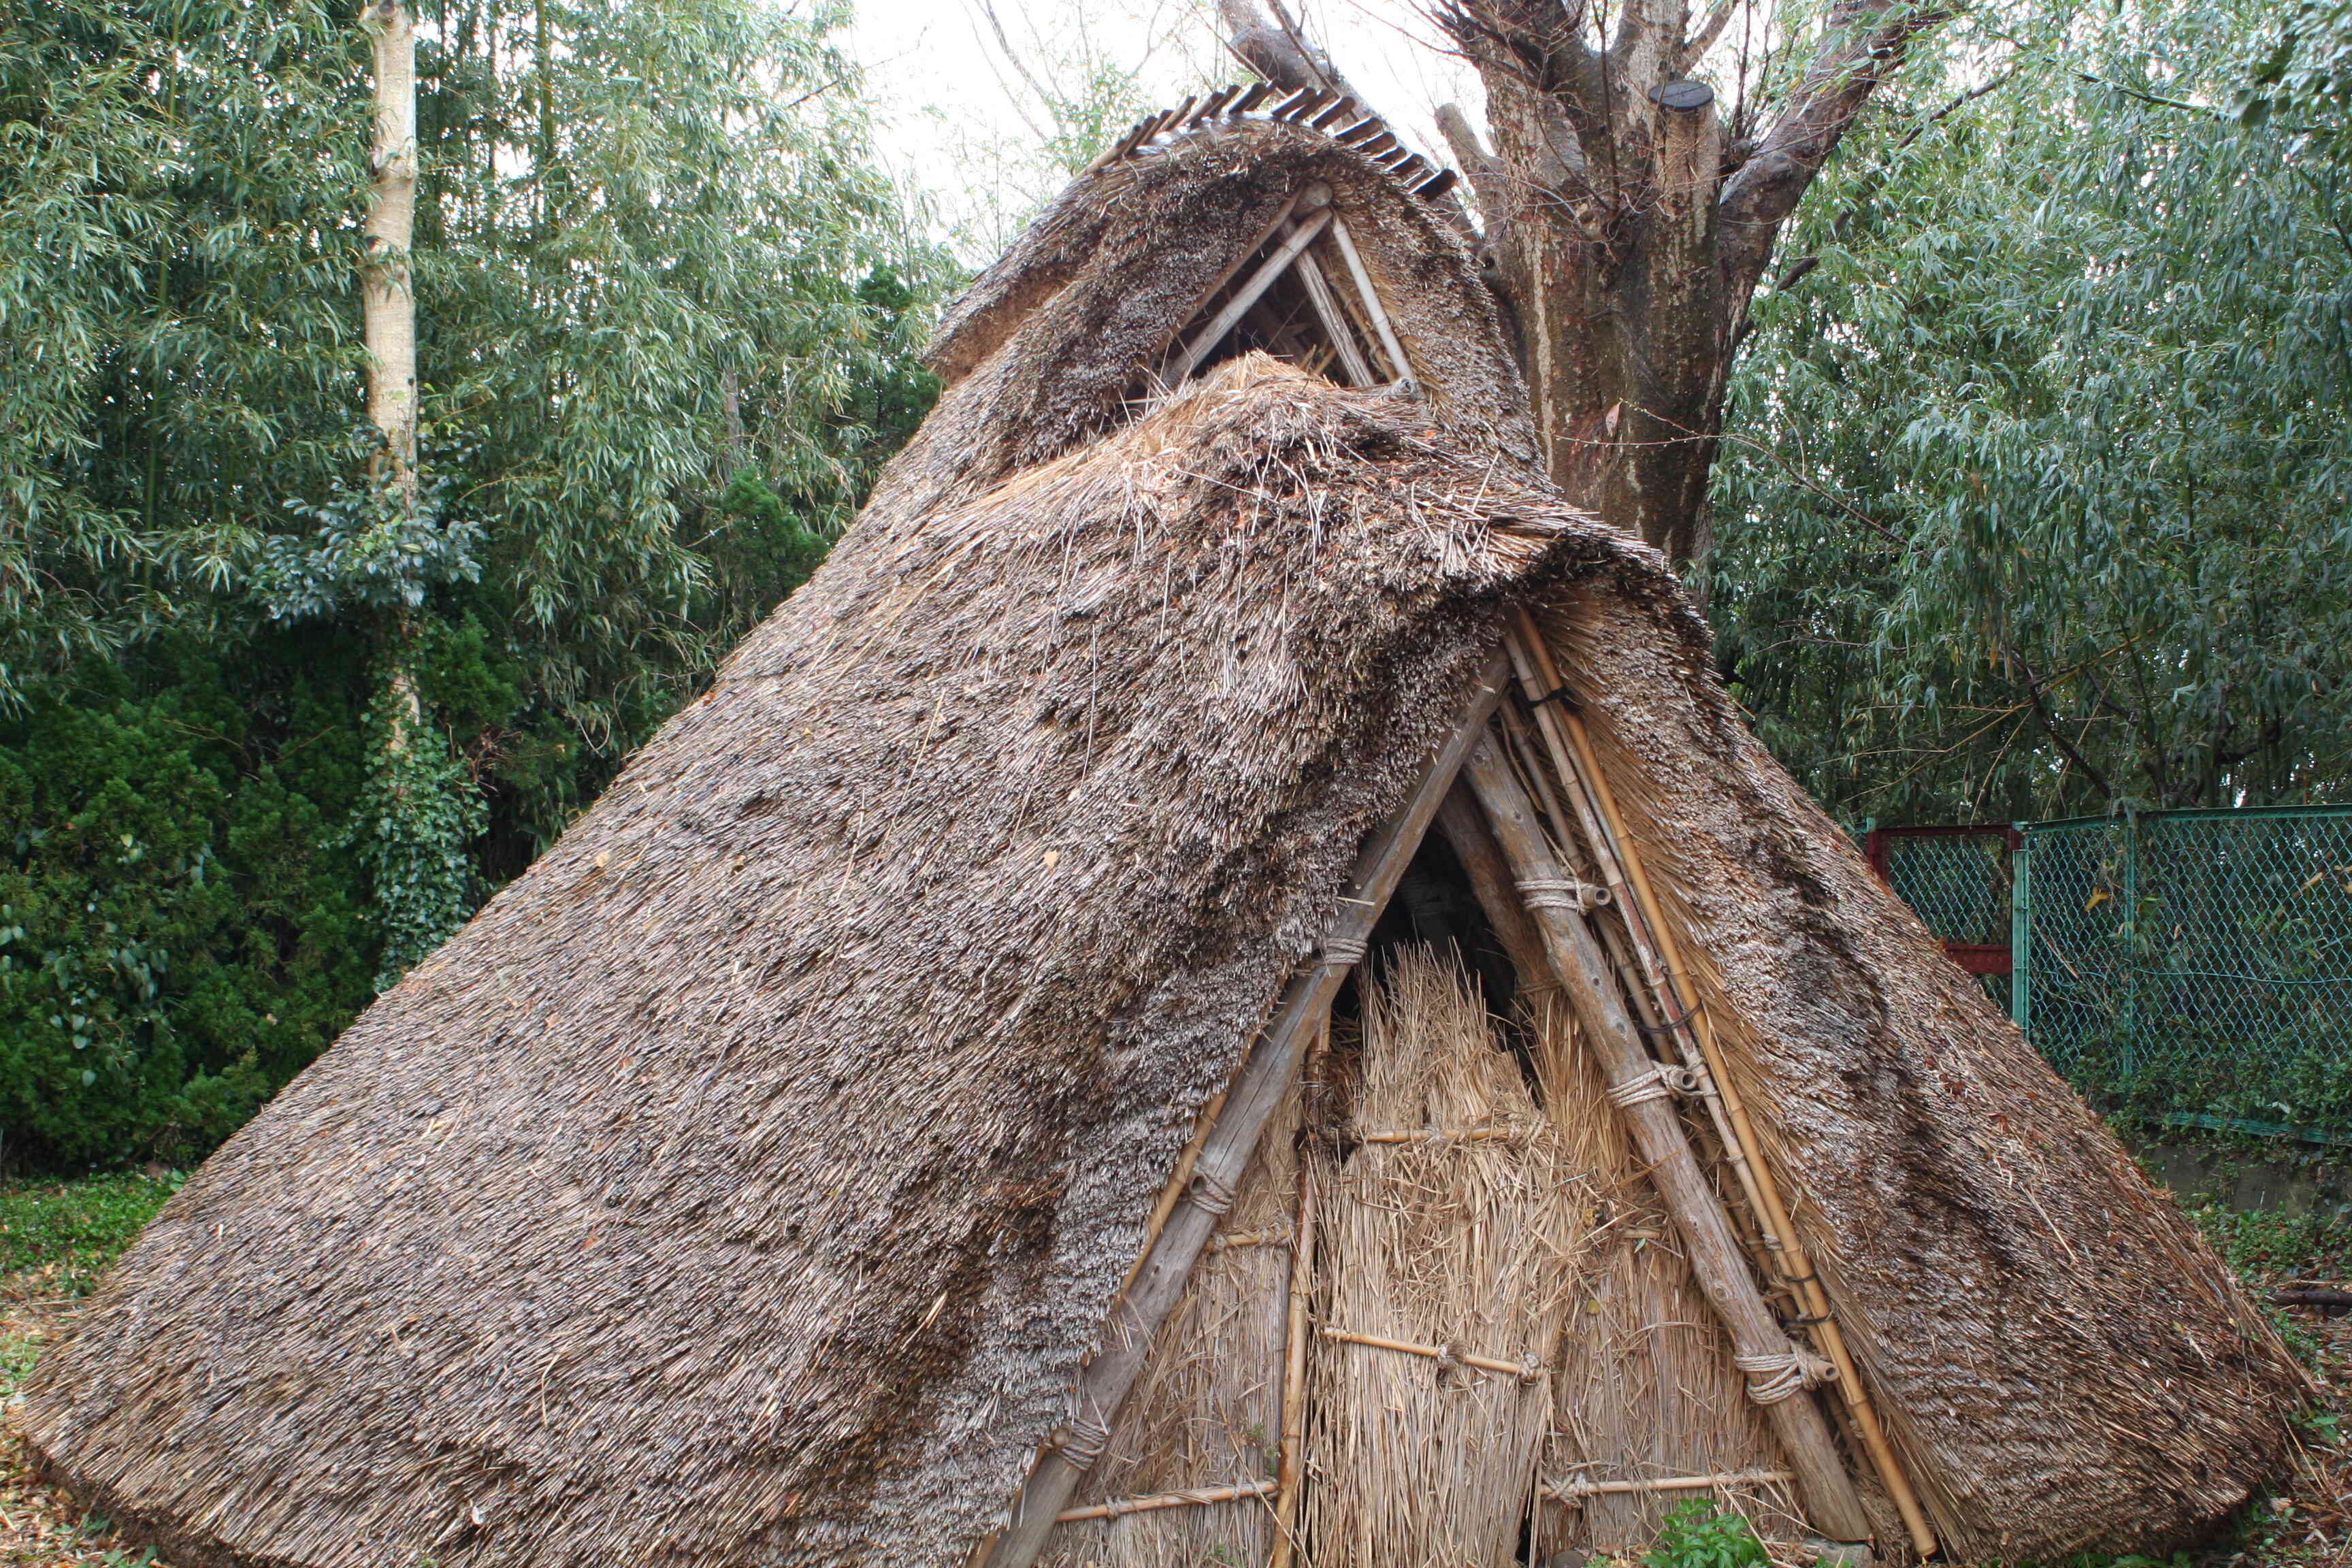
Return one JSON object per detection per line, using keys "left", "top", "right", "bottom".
{"left": 845, "top": 0, "right": 1483, "bottom": 258}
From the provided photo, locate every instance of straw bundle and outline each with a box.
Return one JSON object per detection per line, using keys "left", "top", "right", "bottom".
{"left": 1040, "top": 1085, "right": 1301, "bottom": 1568}
{"left": 1527, "top": 993, "right": 1807, "bottom": 1557}
{"left": 1303, "top": 949, "right": 1587, "bottom": 1568}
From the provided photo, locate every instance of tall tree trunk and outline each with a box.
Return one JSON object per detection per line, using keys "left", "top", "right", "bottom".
{"left": 361, "top": 0, "right": 423, "bottom": 734}
{"left": 361, "top": 0, "right": 421, "bottom": 513}
{"left": 1224, "top": 0, "right": 1946, "bottom": 572}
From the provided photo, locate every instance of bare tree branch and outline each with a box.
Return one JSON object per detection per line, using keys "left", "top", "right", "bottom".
{"left": 1218, "top": 0, "right": 1368, "bottom": 101}
{"left": 1435, "top": 0, "right": 1612, "bottom": 193}
{"left": 1681, "top": 0, "right": 1739, "bottom": 73}
{"left": 1771, "top": 65, "right": 2017, "bottom": 293}
{"left": 1436, "top": 100, "right": 1511, "bottom": 225}
{"left": 1717, "top": 1, "right": 1949, "bottom": 299}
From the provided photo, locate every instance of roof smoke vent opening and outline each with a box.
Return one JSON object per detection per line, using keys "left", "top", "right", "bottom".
{"left": 1146, "top": 184, "right": 1405, "bottom": 399}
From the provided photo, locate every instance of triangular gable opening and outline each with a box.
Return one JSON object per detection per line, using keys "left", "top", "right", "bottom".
{"left": 977, "top": 619, "right": 1946, "bottom": 1568}
{"left": 1151, "top": 185, "right": 1408, "bottom": 395}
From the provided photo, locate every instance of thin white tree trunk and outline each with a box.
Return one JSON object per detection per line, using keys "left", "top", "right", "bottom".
{"left": 361, "top": 0, "right": 419, "bottom": 512}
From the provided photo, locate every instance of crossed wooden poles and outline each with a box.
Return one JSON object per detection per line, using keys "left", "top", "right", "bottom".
{"left": 978, "top": 617, "right": 1938, "bottom": 1568}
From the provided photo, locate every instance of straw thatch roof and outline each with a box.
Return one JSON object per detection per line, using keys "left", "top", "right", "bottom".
{"left": 25, "top": 108, "right": 2302, "bottom": 1568}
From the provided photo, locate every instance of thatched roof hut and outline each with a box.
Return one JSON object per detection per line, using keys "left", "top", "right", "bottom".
{"left": 26, "top": 97, "right": 2302, "bottom": 1568}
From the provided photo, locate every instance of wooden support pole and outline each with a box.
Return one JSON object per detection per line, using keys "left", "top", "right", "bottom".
{"left": 1326, "top": 216, "right": 1411, "bottom": 387}
{"left": 1434, "top": 784, "right": 1554, "bottom": 1003}
{"left": 1458, "top": 732, "right": 1872, "bottom": 1544}
{"left": 1287, "top": 233, "right": 1376, "bottom": 388}
{"left": 1507, "top": 612, "right": 1940, "bottom": 1558}
{"left": 1165, "top": 206, "right": 1333, "bottom": 385}
{"left": 1270, "top": 1134, "right": 1317, "bottom": 1568}
{"left": 981, "top": 654, "right": 1512, "bottom": 1568}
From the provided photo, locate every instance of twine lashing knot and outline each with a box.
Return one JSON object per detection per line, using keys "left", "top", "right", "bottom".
{"left": 1190, "top": 1164, "right": 1241, "bottom": 1217}
{"left": 1515, "top": 875, "right": 1609, "bottom": 913}
{"left": 1733, "top": 1348, "right": 1838, "bottom": 1405}
{"left": 1604, "top": 1062, "right": 1703, "bottom": 1110}
{"left": 1057, "top": 1412, "right": 1114, "bottom": 1469}
{"left": 1320, "top": 933, "right": 1368, "bottom": 966}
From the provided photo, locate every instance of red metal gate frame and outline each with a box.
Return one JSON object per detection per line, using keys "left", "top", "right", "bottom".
{"left": 1863, "top": 824, "right": 2022, "bottom": 977}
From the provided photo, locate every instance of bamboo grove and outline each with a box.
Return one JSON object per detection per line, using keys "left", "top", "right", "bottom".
{"left": 0, "top": 0, "right": 942, "bottom": 1166}
{"left": 3, "top": 0, "right": 2351, "bottom": 1173}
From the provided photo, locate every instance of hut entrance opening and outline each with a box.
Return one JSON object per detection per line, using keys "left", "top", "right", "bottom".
{"left": 994, "top": 623, "right": 1941, "bottom": 1568}
{"left": 1153, "top": 186, "right": 1403, "bottom": 393}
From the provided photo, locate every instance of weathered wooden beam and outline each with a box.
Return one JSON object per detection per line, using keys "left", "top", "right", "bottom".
{"left": 1326, "top": 217, "right": 1411, "bottom": 387}
{"left": 1283, "top": 225, "right": 1375, "bottom": 388}
{"left": 1164, "top": 205, "right": 1333, "bottom": 385}
{"left": 981, "top": 653, "right": 1513, "bottom": 1568}
{"left": 1458, "top": 731, "right": 1873, "bottom": 1544}
{"left": 1433, "top": 783, "right": 1553, "bottom": 1004}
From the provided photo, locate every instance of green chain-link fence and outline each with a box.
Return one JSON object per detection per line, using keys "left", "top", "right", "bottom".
{"left": 1869, "top": 808, "right": 2352, "bottom": 1143}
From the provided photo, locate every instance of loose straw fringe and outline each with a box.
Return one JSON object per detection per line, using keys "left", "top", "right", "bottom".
{"left": 1546, "top": 1471, "right": 1793, "bottom": 1501}
{"left": 1055, "top": 1480, "right": 1279, "bottom": 1523}
{"left": 1317, "top": 1326, "right": 1546, "bottom": 1384}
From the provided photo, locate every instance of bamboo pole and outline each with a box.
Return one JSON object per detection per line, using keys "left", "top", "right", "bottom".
{"left": 1354, "top": 1126, "right": 1519, "bottom": 1144}
{"left": 1316, "top": 1326, "right": 1538, "bottom": 1381}
{"left": 1326, "top": 216, "right": 1411, "bottom": 387}
{"left": 1120, "top": 1091, "right": 1226, "bottom": 1295}
{"left": 1546, "top": 1470, "right": 1794, "bottom": 1501}
{"left": 1165, "top": 208, "right": 1334, "bottom": 385}
{"left": 981, "top": 653, "right": 1512, "bottom": 1568}
{"left": 1458, "top": 732, "right": 1872, "bottom": 1544}
{"left": 1270, "top": 1126, "right": 1318, "bottom": 1568}
{"left": 1508, "top": 611, "right": 1940, "bottom": 1558}
{"left": 1055, "top": 1480, "right": 1279, "bottom": 1523}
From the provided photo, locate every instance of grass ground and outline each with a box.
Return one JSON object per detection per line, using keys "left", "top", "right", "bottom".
{"left": 0, "top": 1174, "right": 180, "bottom": 1568}
{"left": 0, "top": 1170, "right": 2342, "bottom": 1568}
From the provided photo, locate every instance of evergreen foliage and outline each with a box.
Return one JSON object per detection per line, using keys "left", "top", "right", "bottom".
{"left": 0, "top": 0, "right": 943, "bottom": 1169}
{"left": 1712, "top": 0, "right": 2352, "bottom": 823}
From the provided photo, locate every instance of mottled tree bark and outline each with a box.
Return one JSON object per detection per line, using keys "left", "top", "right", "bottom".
{"left": 361, "top": 0, "right": 423, "bottom": 730}
{"left": 361, "top": 0, "right": 419, "bottom": 510}
{"left": 1223, "top": 0, "right": 1946, "bottom": 570}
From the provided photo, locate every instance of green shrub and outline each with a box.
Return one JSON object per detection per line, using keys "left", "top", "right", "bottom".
{"left": 1642, "top": 1501, "right": 1767, "bottom": 1568}
{"left": 0, "top": 644, "right": 378, "bottom": 1171}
